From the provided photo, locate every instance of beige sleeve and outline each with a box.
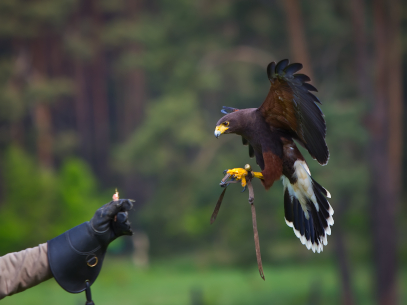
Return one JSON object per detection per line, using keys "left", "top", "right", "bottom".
{"left": 0, "top": 243, "right": 53, "bottom": 299}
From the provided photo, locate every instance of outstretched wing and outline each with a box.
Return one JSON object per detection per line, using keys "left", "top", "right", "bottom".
{"left": 258, "top": 59, "right": 329, "bottom": 165}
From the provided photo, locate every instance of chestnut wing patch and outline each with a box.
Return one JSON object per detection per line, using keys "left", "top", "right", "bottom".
{"left": 258, "top": 59, "right": 329, "bottom": 165}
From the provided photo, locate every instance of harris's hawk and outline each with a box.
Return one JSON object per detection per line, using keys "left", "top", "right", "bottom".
{"left": 214, "top": 59, "right": 333, "bottom": 253}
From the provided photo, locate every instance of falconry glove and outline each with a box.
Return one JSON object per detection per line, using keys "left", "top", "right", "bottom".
{"left": 47, "top": 199, "right": 133, "bottom": 293}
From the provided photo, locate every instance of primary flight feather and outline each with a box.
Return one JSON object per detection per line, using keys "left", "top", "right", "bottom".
{"left": 214, "top": 59, "right": 333, "bottom": 253}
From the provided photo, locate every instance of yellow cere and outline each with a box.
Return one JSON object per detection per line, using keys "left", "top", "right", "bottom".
{"left": 215, "top": 124, "right": 229, "bottom": 134}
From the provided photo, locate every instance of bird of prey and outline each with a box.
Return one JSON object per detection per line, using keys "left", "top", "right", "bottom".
{"left": 214, "top": 59, "right": 333, "bottom": 253}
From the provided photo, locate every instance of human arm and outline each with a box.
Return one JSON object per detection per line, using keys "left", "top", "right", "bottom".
{"left": 0, "top": 243, "right": 52, "bottom": 299}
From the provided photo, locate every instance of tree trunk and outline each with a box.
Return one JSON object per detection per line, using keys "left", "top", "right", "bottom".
{"left": 334, "top": 197, "right": 355, "bottom": 305}
{"left": 370, "top": 0, "right": 400, "bottom": 304}
{"left": 350, "top": 0, "right": 401, "bottom": 302}
{"left": 31, "top": 37, "right": 53, "bottom": 168}
{"left": 349, "top": 0, "right": 372, "bottom": 102}
{"left": 386, "top": 0, "right": 403, "bottom": 201}
{"left": 120, "top": 0, "right": 147, "bottom": 201}
{"left": 121, "top": 0, "right": 146, "bottom": 138}
{"left": 9, "top": 40, "right": 28, "bottom": 147}
{"left": 123, "top": 67, "right": 145, "bottom": 136}
{"left": 73, "top": 57, "right": 93, "bottom": 161}
{"left": 282, "top": 0, "right": 313, "bottom": 79}
{"left": 70, "top": 7, "right": 93, "bottom": 163}
{"left": 90, "top": 0, "right": 110, "bottom": 175}
{"left": 33, "top": 103, "right": 53, "bottom": 168}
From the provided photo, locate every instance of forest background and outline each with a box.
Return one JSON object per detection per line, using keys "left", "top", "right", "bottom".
{"left": 0, "top": 0, "right": 406, "bottom": 304}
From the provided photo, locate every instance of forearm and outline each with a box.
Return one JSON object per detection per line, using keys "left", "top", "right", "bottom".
{"left": 0, "top": 243, "right": 53, "bottom": 299}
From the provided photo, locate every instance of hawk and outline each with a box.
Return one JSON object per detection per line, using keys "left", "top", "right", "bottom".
{"left": 214, "top": 59, "right": 333, "bottom": 253}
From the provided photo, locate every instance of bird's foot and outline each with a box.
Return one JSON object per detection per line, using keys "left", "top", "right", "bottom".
{"left": 251, "top": 171, "right": 264, "bottom": 179}
{"left": 221, "top": 165, "right": 264, "bottom": 189}
{"left": 225, "top": 168, "right": 249, "bottom": 187}
{"left": 242, "top": 164, "right": 264, "bottom": 180}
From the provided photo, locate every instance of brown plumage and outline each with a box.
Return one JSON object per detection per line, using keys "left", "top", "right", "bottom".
{"left": 214, "top": 59, "right": 334, "bottom": 253}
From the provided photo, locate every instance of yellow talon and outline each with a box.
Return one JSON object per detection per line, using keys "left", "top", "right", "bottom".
{"left": 226, "top": 168, "right": 248, "bottom": 187}
{"left": 241, "top": 176, "right": 247, "bottom": 187}
{"left": 252, "top": 172, "right": 264, "bottom": 179}
{"left": 225, "top": 166, "right": 264, "bottom": 187}
{"left": 226, "top": 168, "right": 248, "bottom": 178}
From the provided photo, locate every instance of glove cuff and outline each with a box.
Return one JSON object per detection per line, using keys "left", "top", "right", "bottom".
{"left": 47, "top": 222, "right": 107, "bottom": 293}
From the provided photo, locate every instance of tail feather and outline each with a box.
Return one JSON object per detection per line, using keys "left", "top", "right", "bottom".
{"left": 284, "top": 188, "right": 294, "bottom": 225}
{"left": 308, "top": 216, "right": 315, "bottom": 245}
{"left": 309, "top": 200, "right": 327, "bottom": 246}
{"left": 311, "top": 177, "right": 331, "bottom": 198}
{"left": 282, "top": 176, "right": 334, "bottom": 253}
{"left": 313, "top": 183, "right": 334, "bottom": 226}
{"left": 304, "top": 217, "right": 310, "bottom": 241}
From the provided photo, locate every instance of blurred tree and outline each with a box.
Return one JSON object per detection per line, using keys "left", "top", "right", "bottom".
{"left": 0, "top": 4, "right": 404, "bottom": 303}
{"left": 89, "top": 0, "right": 110, "bottom": 176}
{"left": 282, "top": 0, "right": 313, "bottom": 79}
{"left": 369, "top": 0, "right": 403, "bottom": 304}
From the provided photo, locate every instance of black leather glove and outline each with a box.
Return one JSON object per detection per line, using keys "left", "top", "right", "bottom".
{"left": 90, "top": 199, "right": 133, "bottom": 245}
{"left": 47, "top": 199, "right": 134, "bottom": 293}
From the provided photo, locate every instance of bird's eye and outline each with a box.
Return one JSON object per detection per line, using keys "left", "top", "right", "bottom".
{"left": 222, "top": 121, "right": 229, "bottom": 127}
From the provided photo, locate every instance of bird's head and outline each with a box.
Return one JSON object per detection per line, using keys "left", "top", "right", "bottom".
{"left": 214, "top": 112, "right": 242, "bottom": 138}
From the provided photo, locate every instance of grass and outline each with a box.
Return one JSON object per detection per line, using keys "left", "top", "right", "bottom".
{"left": 2, "top": 255, "right": 406, "bottom": 305}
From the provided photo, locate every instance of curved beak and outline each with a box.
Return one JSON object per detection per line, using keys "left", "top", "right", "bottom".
{"left": 214, "top": 125, "right": 229, "bottom": 138}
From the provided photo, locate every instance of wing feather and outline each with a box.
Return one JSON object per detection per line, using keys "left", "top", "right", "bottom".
{"left": 242, "top": 136, "right": 248, "bottom": 145}
{"left": 249, "top": 144, "right": 254, "bottom": 158}
{"left": 303, "top": 83, "right": 318, "bottom": 92}
{"left": 284, "top": 63, "right": 303, "bottom": 77}
{"left": 275, "top": 59, "right": 289, "bottom": 74}
{"left": 259, "top": 59, "right": 329, "bottom": 165}
{"left": 294, "top": 74, "right": 311, "bottom": 83}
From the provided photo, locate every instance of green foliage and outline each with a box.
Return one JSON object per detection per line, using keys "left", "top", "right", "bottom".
{"left": 0, "top": 0, "right": 76, "bottom": 38}
{"left": 57, "top": 158, "right": 104, "bottom": 229}
{"left": 0, "top": 146, "right": 58, "bottom": 252}
{"left": 116, "top": 92, "right": 208, "bottom": 175}
{"left": 25, "top": 78, "right": 73, "bottom": 105}
{"left": 0, "top": 146, "right": 105, "bottom": 254}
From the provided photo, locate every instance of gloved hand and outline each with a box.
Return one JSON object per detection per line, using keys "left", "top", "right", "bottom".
{"left": 47, "top": 199, "right": 134, "bottom": 294}
{"left": 90, "top": 199, "right": 134, "bottom": 246}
